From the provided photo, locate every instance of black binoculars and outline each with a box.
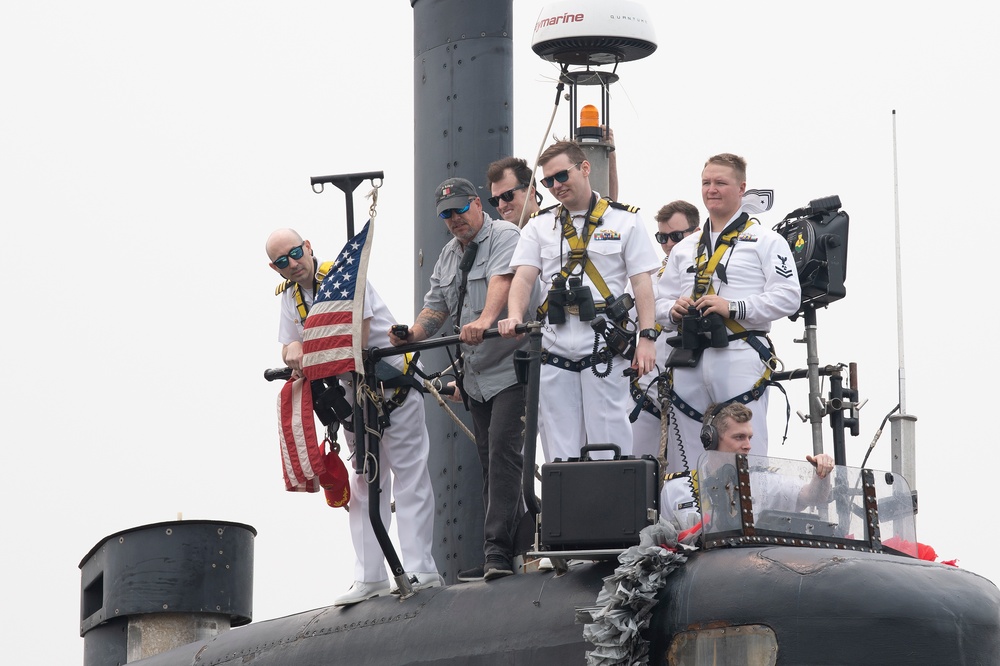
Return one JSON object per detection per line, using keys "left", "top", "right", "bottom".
{"left": 681, "top": 307, "right": 729, "bottom": 350}
{"left": 547, "top": 274, "right": 596, "bottom": 324}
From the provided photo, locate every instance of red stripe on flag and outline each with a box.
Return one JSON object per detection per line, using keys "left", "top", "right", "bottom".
{"left": 303, "top": 310, "right": 352, "bottom": 327}
{"left": 302, "top": 333, "right": 353, "bottom": 354}
{"left": 304, "top": 358, "right": 355, "bottom": 381}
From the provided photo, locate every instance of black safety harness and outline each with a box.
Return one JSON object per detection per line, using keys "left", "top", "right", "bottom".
{"left": 668, "top": 214, "right": 783, "bottom": 422}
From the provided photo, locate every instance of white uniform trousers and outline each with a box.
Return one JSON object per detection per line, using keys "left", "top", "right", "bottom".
{"left": 630, "top": 409, "right": 690, "bottom": 476}
{"left": 347, "top": 389, "right": 437, "bottom": 583}
{"left": 668, "top": 344, "right": 770, "bottom": 458}
{"left": 538, "top": 362, "right": 633, "bottom": 462}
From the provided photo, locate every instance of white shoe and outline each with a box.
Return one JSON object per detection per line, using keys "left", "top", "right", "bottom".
{"left": 391, "top": 571, "right": 445, "bottom": 594}
{"left": 334, "top": 580, "right": 391, "bottom": 606}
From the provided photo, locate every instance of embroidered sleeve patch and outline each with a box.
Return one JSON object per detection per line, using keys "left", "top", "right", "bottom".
{"left": 775, "top": 254, "right": 794, "bottom": 278}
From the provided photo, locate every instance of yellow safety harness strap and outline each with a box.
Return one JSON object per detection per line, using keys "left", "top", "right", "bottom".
{"left": 667, "top": 214, "right": 778, "bottom": 421}
{"left": 536, "top": 197, "right": 613, "bottom": 320}
{"left": 292, "top": 261, "right": 336, "bottom": 324}
{"left": 383, "top": 353, "right": 416, "bottom": 415}
{"left": 690, "top": 218, "right": 752, "bottom": 300}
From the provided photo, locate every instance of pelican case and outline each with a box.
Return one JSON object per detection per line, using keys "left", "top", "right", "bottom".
{"left": 540, "top": 443, "right": 659, "bottom": 551}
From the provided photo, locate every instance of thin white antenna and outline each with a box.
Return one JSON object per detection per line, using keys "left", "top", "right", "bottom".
{"left": 892, "top": 109, "right": 907, "bottom": 414}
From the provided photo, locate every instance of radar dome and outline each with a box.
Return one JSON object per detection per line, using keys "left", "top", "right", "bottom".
{"left": 531, "top": 0, "right": 657, "bottom": 66}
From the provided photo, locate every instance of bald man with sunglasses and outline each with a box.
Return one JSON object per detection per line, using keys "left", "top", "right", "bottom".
{"left": 499, "top": 140, "right": 660, "bottom": 464}
{"left": 266, "top": 228, "right": 441, "bottom": 605}
{"left": 267, "top": 229, "right": 318, "bottom": 379}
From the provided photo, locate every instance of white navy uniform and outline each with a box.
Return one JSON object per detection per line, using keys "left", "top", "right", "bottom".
{"left": 510, "top": 194, "right": 660, "bottom": 462}
{"left": 280, "top": 280, "right": 437, "bottom": 584}
{"left": 661, "top": 471, "right": 702, "bottom": 533}
{"left": 656, "top": 214, "right": 801, "bottom": 458}
{"left": 629, "top": 258, "right": 689, "bottom": 475}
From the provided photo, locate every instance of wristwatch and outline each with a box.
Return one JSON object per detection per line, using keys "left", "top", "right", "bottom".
{"left": 728, "top": 301, "right": 739, "bottom": 319}
{"left": 639, "top": 327, "right": 660, "bottom": 341}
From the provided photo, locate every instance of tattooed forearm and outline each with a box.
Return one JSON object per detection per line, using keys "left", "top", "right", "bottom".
{"left": 415, "top": 308, "right": 448, "bottom": 338}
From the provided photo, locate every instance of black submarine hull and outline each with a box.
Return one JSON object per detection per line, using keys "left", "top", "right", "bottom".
{"left": 133, "top": 546, "right": 1000, "bottom": 665}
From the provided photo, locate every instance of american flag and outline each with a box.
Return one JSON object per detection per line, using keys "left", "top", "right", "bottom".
{"left": 276, "top": 377, "right": 351, "bottom": 505}
{"left": 277, "top": 377, "right": 323, "bottom": 492}
{"left": 302, "top": 220, "right": 373, "bottom": 380}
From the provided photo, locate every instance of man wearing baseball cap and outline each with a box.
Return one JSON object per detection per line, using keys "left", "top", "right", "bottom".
{"left": 390, "top": 177, "right": 538, "bottom": 582}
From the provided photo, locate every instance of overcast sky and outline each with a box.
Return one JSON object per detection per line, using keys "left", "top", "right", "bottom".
{"left": 3, "top": 1, "right": 998, "bottom": 663}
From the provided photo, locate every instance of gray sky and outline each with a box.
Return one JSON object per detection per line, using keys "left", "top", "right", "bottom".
{"left": 3, "top": 1, "right": 998, "bottom": 663}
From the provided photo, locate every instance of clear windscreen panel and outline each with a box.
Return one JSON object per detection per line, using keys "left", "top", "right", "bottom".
{"left": 696, "top": 452, "right": 917, "bottom": 555}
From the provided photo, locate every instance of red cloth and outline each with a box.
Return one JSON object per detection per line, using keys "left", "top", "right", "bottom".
{"left": 319, "top": 450, "right": 350, "bottom": 508}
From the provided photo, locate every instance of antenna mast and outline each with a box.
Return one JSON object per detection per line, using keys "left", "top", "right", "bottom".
{"left": 890, "top": 109, "right": 918, "bottom": 494}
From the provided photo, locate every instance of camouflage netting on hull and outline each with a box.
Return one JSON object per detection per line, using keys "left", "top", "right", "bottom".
{"left": 576, "top": 520, "right": 692, "bottom": 665}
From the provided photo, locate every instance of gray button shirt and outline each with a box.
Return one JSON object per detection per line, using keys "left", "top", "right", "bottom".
{"left": 423, "top": 214, "right": 530, "bottom": 401}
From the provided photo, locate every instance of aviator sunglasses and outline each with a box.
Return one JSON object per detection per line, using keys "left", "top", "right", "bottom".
{"left": 654, "top": 227, "right": 699, "bottom": 244}
{"left": 488, "top": 184, "right": 527, "bottom": 207}
{"left": 540, "top": 162, "right": 582, "bottom": 189}
{"left": 440, "top": 200, "right": 473, "bottom": 219}
{"left": 273, "top": 244, "right": 305, "bottom": 269}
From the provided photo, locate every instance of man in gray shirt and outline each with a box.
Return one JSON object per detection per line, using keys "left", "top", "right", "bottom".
{"left": 390, "top": 177, "right": 532, "bottom": 582}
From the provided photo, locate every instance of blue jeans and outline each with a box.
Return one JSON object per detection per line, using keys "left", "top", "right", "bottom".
{"left": 469, "top": 383, "right": 526, "bottom": 564}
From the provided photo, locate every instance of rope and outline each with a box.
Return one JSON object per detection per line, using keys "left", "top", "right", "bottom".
{"left": 422, "top": 378, "right": 476, "bottom": 444}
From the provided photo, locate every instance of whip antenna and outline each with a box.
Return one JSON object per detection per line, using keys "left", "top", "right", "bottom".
{"left": 890, "top": 109, "right": 918, "bottom": 495}
{"left": 892, "top": 110, "right": 907, "bottom": 415}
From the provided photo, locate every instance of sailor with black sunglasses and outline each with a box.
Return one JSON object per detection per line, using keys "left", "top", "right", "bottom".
{"left": 499, "top": 140, "right": 660, "bottom": 465}
{"left": 628, "top": 200, "right": 701, "bottom": 474}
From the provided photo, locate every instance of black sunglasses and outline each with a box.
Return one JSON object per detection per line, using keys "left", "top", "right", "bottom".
{"left": 540, "top": 162, "right": 581, "bottom": 188}
{"left": 273, "top": 244, "right": 305, "bottom": 269}
{"left": 655, "top": 228, "right": 698, "bottom": 244}
{"left": 488, "top": 184, "right": 527, "bottom": 207}
{"left": 439, "top": 200, "right": 473, "bottom": 219}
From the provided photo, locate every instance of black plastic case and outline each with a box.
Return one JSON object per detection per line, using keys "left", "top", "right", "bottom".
{"left": 540, "top": 443, "right": 659, "bottom": 550}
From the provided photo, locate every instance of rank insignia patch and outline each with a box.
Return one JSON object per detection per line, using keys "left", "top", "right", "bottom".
{"left": 775, "top": 254, "right": 794, "bottom": 278}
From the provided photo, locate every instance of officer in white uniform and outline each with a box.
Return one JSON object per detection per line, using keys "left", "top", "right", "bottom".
{"left": 499, "top": 141, "right": 660, "bottom": 463}
{"left": 656, "top": 154, "right": 801, "bottom": 458}
{"left": 629, "top": 200, "right": 700, "bottom": 474}
{"left": 267, "top": 228, "right": 440, "bottom": 606}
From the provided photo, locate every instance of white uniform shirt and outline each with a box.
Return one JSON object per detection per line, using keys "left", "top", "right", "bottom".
{"left": 277, "top": 278, "right": 316, "bottom": 346}
{"left": 656, "top": 214, "right": 801, "bottom": 333}
{"left": 511, "top": 194, "right": 660, "bottom": 355}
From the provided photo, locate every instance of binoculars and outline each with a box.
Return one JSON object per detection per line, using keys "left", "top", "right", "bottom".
{"left": 547, "top": 274, "right": 596, "bottom": 324}
{"left": 680, "top": 307, "right": 729, "bottom": 350}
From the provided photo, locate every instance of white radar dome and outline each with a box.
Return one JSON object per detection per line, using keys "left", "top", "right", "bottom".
{"left": 531, "top": 0, "right": 657, "bottom": 66}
